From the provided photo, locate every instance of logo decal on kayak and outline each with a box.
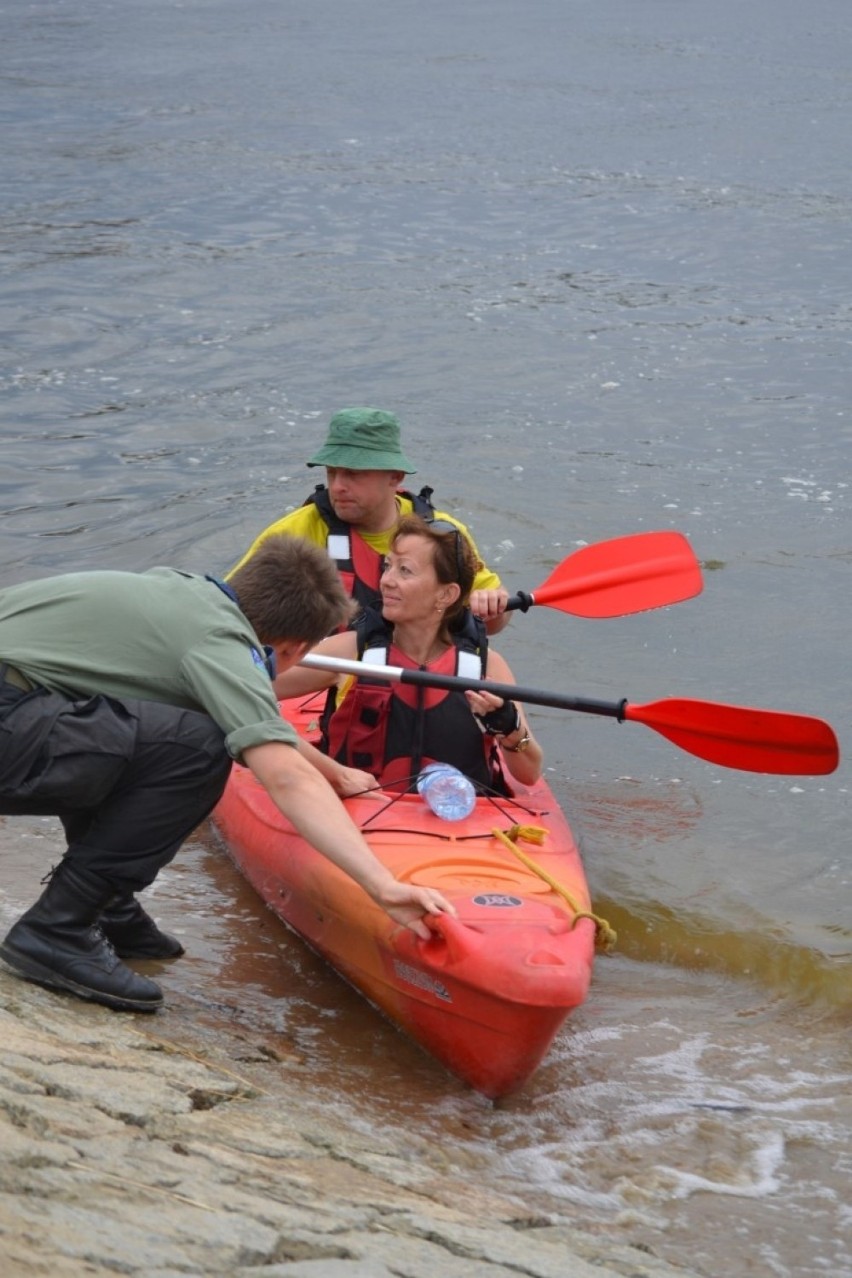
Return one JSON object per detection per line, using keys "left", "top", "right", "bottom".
{"left": 393, "top": 960, "right": 451, "bottom": 1002}
{"left": 473, "top": 894, "right": 523, "bottom": 908}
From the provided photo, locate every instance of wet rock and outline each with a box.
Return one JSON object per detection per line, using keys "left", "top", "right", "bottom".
{"left": 0, "top": 970, "right": 697, "bottom": 1278}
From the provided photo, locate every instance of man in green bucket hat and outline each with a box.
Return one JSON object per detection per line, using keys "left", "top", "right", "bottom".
{"left": 228, "top": 408, "right": 508, "bottom": 633}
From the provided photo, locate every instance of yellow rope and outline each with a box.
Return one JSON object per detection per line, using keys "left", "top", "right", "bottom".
{"left": 493, "top": 824, "right": 617, "bottom": 954}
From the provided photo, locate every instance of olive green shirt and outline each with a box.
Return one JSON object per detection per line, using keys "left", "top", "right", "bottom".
{"left": 0, "top": 567, "right": 296, "bottom": 761}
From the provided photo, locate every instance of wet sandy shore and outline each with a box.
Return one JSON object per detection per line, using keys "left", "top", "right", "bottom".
{"left": 0, "top": 961, "right": 699, "bottom": 1278}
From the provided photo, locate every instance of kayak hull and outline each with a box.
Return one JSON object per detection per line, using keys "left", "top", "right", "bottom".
{"left": 212, "top": 699, "right": 596, "bottom": 1098}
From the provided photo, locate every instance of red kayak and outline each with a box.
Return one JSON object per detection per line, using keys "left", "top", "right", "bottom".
{"left": 213, "top": 696, "right": 599, "bottom": 1099}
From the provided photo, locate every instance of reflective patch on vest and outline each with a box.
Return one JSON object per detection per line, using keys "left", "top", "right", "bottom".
{"left": 362, "top": 645, "right": 389, "bottom": 667}
{"left": 327, "top": 533, "right": 351, "bottom": 562}
{"left": 457, "top": 650, "right": 482, "bottom": 680}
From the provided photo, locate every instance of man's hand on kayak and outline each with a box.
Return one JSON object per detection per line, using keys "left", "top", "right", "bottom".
{"left": 296, "top": 739, "right": 380, "bottom": 797}
{"left": 246, "top": 743, "right": 453, "bottom": 938}
{"left": 332, "top": 764, "right": 381, "bottom": 797}
{"left": 375, "top": 880, "right": 456, "bottom": 938}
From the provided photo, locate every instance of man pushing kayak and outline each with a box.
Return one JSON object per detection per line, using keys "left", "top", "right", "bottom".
{"left": 0, "top": 536, "right": 454, "bottom": 1014}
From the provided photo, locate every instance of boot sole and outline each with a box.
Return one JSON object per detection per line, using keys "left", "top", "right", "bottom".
{"left": 107, "top": 941, "right": 186, "bottom": 960}
{"left": 0, "top": 942, "right": 163, "bottom": 1013}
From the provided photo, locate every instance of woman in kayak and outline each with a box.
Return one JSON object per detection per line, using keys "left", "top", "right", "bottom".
{"left": 274, "top": 514, "right": 542, "bottom": 792}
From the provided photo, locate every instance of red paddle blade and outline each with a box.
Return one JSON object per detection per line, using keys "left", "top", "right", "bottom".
{"left": 532, "top": 531, "right": 702, "bottom": 618}
{"left": 625, "top": 698, "right": 840, "bottom": 775}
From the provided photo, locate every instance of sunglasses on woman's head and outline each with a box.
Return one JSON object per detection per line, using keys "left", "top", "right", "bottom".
{"left": 428, "top": 519, "right": 465, "bottom": 583}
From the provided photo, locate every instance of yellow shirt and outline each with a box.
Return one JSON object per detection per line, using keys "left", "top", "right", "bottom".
{"left": 226, "top": 495, "right": 501, "bottom": 594}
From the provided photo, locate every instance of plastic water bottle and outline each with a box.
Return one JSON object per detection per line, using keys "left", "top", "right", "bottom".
{"left": 416, "top": 763, "right": 476, "bottom": 822}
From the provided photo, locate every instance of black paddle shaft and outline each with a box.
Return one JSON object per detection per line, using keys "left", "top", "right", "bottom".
{"left": 392, "top": 665, "right": 627, "bottom": 720}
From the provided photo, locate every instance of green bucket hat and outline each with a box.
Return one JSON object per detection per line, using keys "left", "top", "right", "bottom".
{"left": 306, "top": 408, "right": 417, "bottom": 473}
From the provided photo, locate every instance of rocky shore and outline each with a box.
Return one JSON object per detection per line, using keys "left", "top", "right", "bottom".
{"left": 0, "top": 962, "right": 700, "bottom": 1278}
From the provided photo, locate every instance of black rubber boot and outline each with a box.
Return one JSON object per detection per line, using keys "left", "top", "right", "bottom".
{"left": 99, "top": 896, "right": 185, "bottom": 960}
{"left": 0, "top": 864, "right": 163, "bottom": 1012}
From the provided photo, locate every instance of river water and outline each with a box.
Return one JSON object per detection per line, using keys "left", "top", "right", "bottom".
{"left": 2, "top": 1, "right": 850, "bottom": 1274}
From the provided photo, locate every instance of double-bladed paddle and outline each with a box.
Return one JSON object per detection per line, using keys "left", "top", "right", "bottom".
{"left": 504, "top": 529, "right": 702, "bottom": 618}
{"left": 299, "top": 654, "right": 839, "bottom": 776}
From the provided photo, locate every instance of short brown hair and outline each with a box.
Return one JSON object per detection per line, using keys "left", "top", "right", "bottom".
{"left": 228, "top": 535, "right": 353, "bottom": 643}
